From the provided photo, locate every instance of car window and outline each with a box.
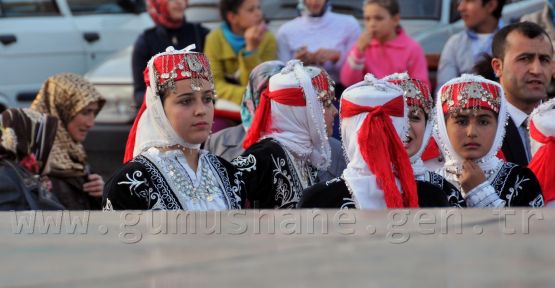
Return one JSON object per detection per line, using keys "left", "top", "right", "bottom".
{"left": 399, "top": 0, "right": 442, "bottom": 20}
{"left": 67, "top": 0, "right": 145, "bottom": 15}
{"left": 450, "top": 0, "right": 461, "bottom": 23}
{"left": 0, "top": 0, "right": 60, "bottom": 17}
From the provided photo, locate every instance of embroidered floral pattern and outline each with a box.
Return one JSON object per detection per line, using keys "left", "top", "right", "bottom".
{"left": 271, "top": 154, "right": 300, "bottom": 208}
{"left": 133, "top": 156, "right": 179, "bottom": 210}
{"left": 231, "top": 154, "right": 257, "bottom": 172}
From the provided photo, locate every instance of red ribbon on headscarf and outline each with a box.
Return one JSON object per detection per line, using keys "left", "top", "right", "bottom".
{"left": 340, "top": 96, "right": 419, "bottom": 208}
{"left": 243, "top": 87, "right": 306, "bottom": 149}
{"left": 123, "top": 96, "right": 147, "bottom": 163}
{"left": 146, "top": 0, "right": 184, "bottom": 29}
{"left": 528, "top": 120, "right": 555, "bottom": 204}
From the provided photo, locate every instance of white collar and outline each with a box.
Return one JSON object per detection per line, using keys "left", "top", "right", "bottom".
{"left": 506, "top": 102, "right": 529, "bottom": 127}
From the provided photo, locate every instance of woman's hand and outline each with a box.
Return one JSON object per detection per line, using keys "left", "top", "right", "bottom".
{"left": 356, "top": 31, "right": 373, "bottom": 54}
{"left": 314, "top": 48, "right": 341, "bottom": 64}
{"left": 245, "top": 22, "right": 267, "bottom": 52}
{"left": 459, "top": 160, "right": 487, "bottom": 193}
{"left": 294, "top": 46, "right": 317, "bottom": 64}
{"left": 83, "top": 173, "right": 104, "bottom": 198}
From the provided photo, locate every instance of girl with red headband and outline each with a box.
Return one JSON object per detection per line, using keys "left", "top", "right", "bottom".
{"left": 299, "top": 74, "right": 420, "bottom": 209}
{"left": 528, "top": 98, "right": 555, "bottom": 207}
{"left": 434, "top": 74, "right": 543, "bottom": 207}
{"left": 231, "top": 60, "right": 335, "bottom": 208}
{"left": 104, "top": 46, "right": 246, "bottom": 210}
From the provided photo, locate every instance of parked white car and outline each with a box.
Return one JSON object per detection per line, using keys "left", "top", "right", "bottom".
{"left": 86, "top": 0, "right": 544, "bottom": 124}
{"left": 0, "top": 0, "right": 153, "bottom": 110}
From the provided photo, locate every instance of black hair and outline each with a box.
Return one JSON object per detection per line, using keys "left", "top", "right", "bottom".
{"left": 482, "top": 0, "right": 505, "bottom": 20}
{"left": 492, "top": 21, "right": 553, "bottom": 60}
{"left": 363, "top": 0, "right": 400, "bottom": 16}
{"left": 219, "top": 0, "right": 247, "bottom": 26}
{"left": 472, "top": 54, "right": 497, "bottom": 82}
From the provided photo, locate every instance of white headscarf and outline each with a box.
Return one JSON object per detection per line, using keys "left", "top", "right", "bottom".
{"left": 341, "top": 74, "right": 416, "bottom": 209}
{"left": 264, "top": 60, "right": 331, "bottom": 170}
{"left": 433, "top": 74, "right": 508, "bottom": 177}
{"left": 530, "top": 98, "right": 555, "bottom": 155}
{"left": 528, "top": 98, "right": 555, "bottom": 205}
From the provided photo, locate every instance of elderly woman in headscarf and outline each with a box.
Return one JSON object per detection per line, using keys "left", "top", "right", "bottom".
{"left": 31, "top": 73, "right": 106, "bottom": 210}
{"left": 132, "top": 0, "right": 210, "bottom": 107}
{"left": 0, "top": 108, "right": 63, "bottom": 210}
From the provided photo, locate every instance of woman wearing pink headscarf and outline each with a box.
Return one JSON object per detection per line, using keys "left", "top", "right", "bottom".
{"left": 132, "top": 0, "right": 210, "bottom": 107}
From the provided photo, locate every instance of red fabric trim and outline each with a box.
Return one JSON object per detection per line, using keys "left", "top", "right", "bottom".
{"left": 496, "top": 149, "right": 506, "bottom": 161}
{"left": 340, "top": 97, "right": 419, "bottom": 208}
{"left": 528, "top": 121, "right": 555, "bottom": 204}
{"left": 243, "top": 88, "right": 306, "bottom": 149}
{"left": 214, "top": 109, "right": 241, "bottom": 122}
{"left": 123, "top": 96, "right": 147, "bottom": 163}
{"left": 421, "top": 138, "right": 440, "bottom": 161}
{"left": 340, "top": 97, "right": 404, "bottom": 119}
{"left": 144, "top": 53, "right": 211, "bottom": 87}
{"left": 440, "top": 82, "right": 500, "bottom": 113}
{"left": 530, "top": 121, "right": 555, "bottom": 145}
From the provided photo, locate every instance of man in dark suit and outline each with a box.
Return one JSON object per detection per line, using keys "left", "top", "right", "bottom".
{"left": 491, "top": 22, "right": 553, "bottom": 166}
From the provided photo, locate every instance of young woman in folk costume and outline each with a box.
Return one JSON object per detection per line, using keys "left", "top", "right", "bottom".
{"left": 385, "top": 73, "right": 456, "bottom": 207}
{"left": 528, "top": 98, "right": 555, "bottom": 207}
{"left": 104, "top": 46, "right": 246, "bottom": 210}
{"left": 231, "top": 60, "right": 337, "bottom": 208}
{"left": 434, "top": 74, "right": 543, "bottom": 208}
{"left": 299, "top": 74, "right": 420, "bottom": 209}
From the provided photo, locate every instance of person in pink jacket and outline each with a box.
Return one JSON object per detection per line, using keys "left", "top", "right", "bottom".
{"left": 340, "top": 0, "right": 429, "bottom": 88}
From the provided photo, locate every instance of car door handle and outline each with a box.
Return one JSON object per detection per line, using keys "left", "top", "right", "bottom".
{"left": 83, "top": 32, "right": 100, "bottom": 43}
{"left": 0, "top": 34, "right": 17, "bottom": 45}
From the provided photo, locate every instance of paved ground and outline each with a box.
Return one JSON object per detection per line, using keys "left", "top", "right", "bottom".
{"left": 1, "top": 209, "right": 554, "bottom": 287}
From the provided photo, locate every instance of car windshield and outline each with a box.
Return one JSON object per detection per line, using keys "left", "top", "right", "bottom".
{"left": 187, "top": 0, "right": 443, "bottom": 23}
{"left": 67, "top": 0, "right": 145, "bottom": 15}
